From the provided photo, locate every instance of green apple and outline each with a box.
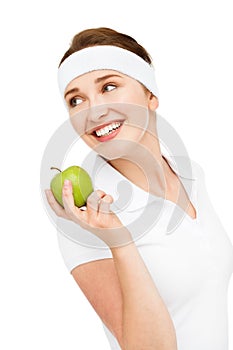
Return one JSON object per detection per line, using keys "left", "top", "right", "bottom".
{"left": 50, "top": 166, "right": 93, "bottom": 208}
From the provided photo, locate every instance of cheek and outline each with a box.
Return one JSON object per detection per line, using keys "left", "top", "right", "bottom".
{"left": 123, "top": 89, "right": 149, "bottom": 107}
{"left": 82, "top": 135, "right": 95, "bottom": 148}
{"left": 123, "top": 103, "right": 149, "bottom": 136}
{"left": 69, "top": 109, "right": 89, "bottom": 136}
{"left": 119, "top": 123, "right": 147, "bottom": 144}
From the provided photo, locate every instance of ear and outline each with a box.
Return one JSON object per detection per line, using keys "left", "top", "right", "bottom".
{"left": 148, "top": 93, "right": 159, "bottom": 111}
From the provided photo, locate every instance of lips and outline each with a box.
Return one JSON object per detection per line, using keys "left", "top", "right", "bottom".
{"left": 89, "top": 120, "right": 124, "bottom": 142}
{"left": 95, "top": 121, "right": 121, "bottom": 137}
{"left": 88, "top": 120, "right": 124, "bottom": 135}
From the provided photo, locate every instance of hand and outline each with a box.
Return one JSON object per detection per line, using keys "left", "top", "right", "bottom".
{"left": 45, "top": 180, "right": 132, "bottom": 247}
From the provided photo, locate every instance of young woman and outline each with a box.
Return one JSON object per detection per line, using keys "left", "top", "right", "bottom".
{"left": 45, "top": 27, "right": 233, "bottom": 350}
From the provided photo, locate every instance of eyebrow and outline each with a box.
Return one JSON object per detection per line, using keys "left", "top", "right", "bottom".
{"left": 64, "top": 87, "right": 80, "bottom": 100}
{"left": 64, "top": 74, "right": 123, "bottom": 99}
{"left": 94, "top": 74, "right": 122, "bottom": 83}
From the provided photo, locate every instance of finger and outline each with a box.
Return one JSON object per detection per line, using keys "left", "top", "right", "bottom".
{"left": 62, "top": 179, "right": 78, "bottom": 219}
{"left": 61, "top": 180, "right": 88, "bottom": 225}
{"left": 86, "top": 190, "right": 106, "bottom": 213}
{"left": 45, "top": 189, "right": 67, "bottom": 218}
{"left": 98, "top": 194, "right": 113, "bottom": 214}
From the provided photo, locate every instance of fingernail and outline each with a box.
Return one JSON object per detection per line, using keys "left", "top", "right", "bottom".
{"left": 64, "top": 179, "right": 70, "bottom": 187}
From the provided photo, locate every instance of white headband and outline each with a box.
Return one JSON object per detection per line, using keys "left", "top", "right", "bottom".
{"left": 58, "top": 45, "right": 159, "bottom": 99}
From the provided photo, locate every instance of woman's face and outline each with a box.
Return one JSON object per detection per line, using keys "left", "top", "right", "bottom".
{"left": 64, "top": 69, "right": 159, "bottom": 159}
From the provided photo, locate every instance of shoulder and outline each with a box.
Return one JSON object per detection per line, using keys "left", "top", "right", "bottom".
{"left": 189, "top": 158, "right": 206, "bottom": 180}
{"left": 163, "top": 154, "right": 205, "bottom": 181}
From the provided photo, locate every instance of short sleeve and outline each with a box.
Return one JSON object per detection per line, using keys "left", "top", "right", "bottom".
{"left": 56, "top": 221, "right": 113, "bottom": 273}
{"left": 57, "top": 231, "right": 113, "bottom": 272}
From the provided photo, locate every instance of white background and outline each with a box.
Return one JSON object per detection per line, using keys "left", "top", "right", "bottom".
{"left": 0, "top": 0, "right": 232, "bottom": 349}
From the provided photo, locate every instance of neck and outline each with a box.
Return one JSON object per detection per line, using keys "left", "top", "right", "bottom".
{"left": 107, "top": 116, "right": 175, "bottom": 198}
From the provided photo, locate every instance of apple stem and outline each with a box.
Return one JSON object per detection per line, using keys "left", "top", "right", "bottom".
{"left": 50, "top": 167, "right": 62, "bottom": 173}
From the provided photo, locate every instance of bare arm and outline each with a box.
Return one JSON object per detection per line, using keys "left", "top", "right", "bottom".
{"left": 71, "top": 259, "right": 125, "bottom": 348}
{"left": 46, "top": 181, "right": 177, "bottom": 350}
{"left": 111, "top": 242, "right": 177, "bottom": 350}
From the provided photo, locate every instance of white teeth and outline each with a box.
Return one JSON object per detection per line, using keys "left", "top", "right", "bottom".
{"left": 95, "top": 122, "right": 121, "bottom": 137}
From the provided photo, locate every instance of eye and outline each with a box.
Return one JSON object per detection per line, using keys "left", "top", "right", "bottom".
{"left": 103, "top": 84, "right": 117, "bottom": 92}
{"left": 69, "top": 96, "right": 83, "bottom": 107}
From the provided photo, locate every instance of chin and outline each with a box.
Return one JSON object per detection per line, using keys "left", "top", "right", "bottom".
{"left": 92, "top": 138, "right": 140, "bottom": 160}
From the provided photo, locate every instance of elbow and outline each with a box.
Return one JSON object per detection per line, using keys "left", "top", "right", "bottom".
{"left": 121, "top": 333, "right": 177, "bottom": 350}
{"left": 123, "top": 343, "right": 177, "bottom": 350}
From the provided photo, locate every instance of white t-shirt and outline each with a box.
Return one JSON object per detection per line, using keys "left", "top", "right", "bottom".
{"left": 57, "top": 154, "right": 233, "bottom": 350}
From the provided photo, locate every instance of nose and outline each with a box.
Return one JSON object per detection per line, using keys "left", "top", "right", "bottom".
{"left": 88, "top": 104, "right": 109, "bottom": 122}
{"left": 87, "top": 95, "right": 109, "bottom": 122}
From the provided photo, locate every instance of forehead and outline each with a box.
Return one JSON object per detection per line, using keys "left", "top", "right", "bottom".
{"left": 65, "top": 69, "right": 127, "bottom": 92}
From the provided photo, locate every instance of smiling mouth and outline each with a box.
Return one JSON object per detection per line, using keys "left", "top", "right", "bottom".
{"left": 93, "top": 121, "right": 122, "bottom": 137}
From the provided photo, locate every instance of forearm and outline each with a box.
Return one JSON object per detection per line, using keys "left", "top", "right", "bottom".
{"left": 110, "top": 242, "right": 177, "bottom": 350}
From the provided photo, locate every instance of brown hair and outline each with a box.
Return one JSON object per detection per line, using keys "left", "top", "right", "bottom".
{"left": 59, "top": 27, "right": 152, "bottom": 67}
